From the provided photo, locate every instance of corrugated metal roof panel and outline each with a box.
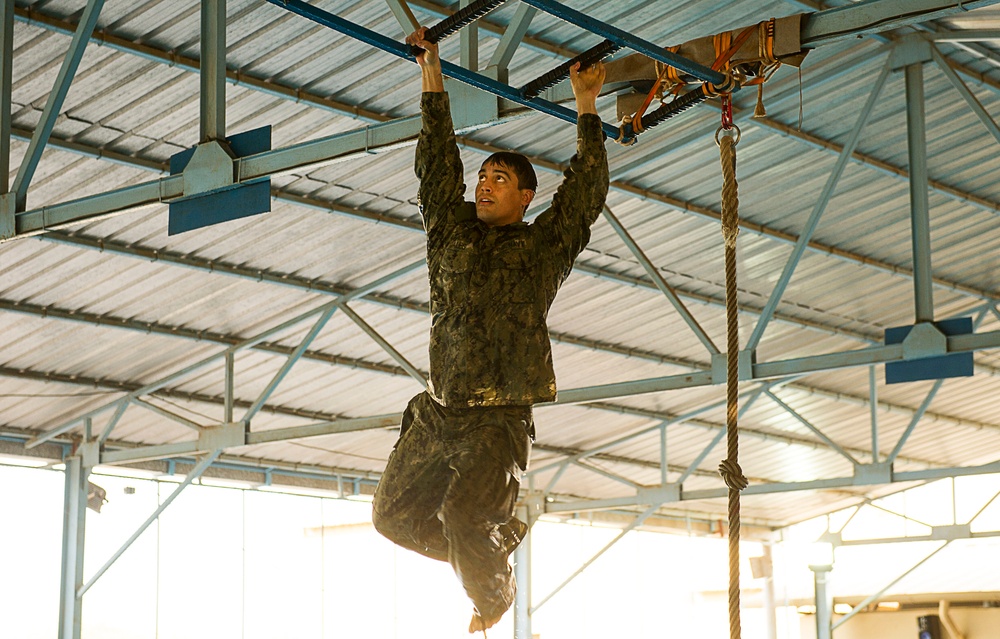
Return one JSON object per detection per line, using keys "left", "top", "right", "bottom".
{"left": 3, "top": 0, "right": 1000, "bottom": 549}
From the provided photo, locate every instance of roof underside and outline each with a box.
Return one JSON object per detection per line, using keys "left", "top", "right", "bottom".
{"left": 3, "top": 0, "right": 1000, "bottom": 531}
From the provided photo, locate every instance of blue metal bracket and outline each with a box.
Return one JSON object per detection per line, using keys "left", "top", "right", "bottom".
{"left": 168, "top": 126, "right": 272, "bottom": 235}
{"left": 265, "top": 0, "right": 731, "bottom": 144}
{"left": 885, "top": 317, "right": 974, "bottom": 384}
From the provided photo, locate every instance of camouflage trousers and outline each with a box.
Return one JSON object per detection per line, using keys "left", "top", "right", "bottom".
{"left": 372, "top": 391, "right": 533, "bottom": 621}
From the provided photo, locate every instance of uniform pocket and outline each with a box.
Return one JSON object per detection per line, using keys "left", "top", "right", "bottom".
{"left": 438, "top": 247, "right": 475, "bottom": 306}
{"left": 491, "top": 248, "right": 536, "bottom": 303}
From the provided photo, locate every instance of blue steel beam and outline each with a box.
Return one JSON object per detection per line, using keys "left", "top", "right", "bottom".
{"left": 11, "top": 0, "right": 104, "bottom": 209}
{"left": 518, "top": 0, "right": 726, "bottom": 86}
{"left": 264, "top": 0, "right": 626, "bottom": 140}
{"left": 58, "top": 455, "right": 87, "bottom": 639}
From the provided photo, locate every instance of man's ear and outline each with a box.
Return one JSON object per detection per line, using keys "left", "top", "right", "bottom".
{"left": 521, "top": 190, "right": 535, "bottom": 210}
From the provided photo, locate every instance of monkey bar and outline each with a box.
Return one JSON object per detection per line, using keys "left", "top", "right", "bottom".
{"left": 266, "top": 0, "right": 732, "bottom": 144}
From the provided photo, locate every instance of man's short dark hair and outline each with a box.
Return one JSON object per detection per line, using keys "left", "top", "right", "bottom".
{"left": 481, "top": 152, "right": 537, "bottom": 193}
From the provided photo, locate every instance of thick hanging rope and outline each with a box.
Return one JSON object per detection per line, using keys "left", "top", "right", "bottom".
{"left": 717, "top": 93, "right": 749, "bottom": 639}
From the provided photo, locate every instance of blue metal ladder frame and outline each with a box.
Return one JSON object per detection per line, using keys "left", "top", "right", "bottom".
{"left": 265, "top": 0, "right": 732, "bottom": 144}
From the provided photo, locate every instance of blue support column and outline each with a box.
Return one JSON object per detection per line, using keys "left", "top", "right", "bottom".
{"left": 1, "top": 0, "right": 12, "bottom": 192}
{"left": 905, "top": 61, "right": 935, "bottom": 323}
{"left": 460, "top": 0, "right": 478, "bottom": 72}
{"left": 201, "top": 0, "right": 226, "bottom": 141}
{"left": 58, "top": 455, "right": 88, "bottom": 639}
{"left": 0, "top": 0, "right": 13, "bottom": 239}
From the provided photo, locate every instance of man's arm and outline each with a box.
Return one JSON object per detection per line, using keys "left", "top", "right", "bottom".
{"left": 533, "top": 62, "right": 610, "bottom": 272}
{"left": 408, "top": 28, "right": 467, "bottom": 237}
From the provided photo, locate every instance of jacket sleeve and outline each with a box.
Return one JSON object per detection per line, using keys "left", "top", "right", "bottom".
{"left": 532, "top": 113, "right": 609, "bottom": 277}
{"left": 414, "top": 92, "right": 467, "bottom": 237}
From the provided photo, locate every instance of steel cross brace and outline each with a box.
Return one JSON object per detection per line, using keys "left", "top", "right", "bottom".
{"left": 265, "top": 0, "right": 727, "bottom": 144}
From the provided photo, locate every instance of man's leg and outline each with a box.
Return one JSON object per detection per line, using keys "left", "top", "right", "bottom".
{"left": 372, "top": 393, "right": 451, "bottom": 562}
{"left": 440, "top": 410, "right": 532, "bottom": 628}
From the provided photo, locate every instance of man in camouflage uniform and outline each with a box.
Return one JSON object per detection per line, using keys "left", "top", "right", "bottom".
{"left": 373, "top": 26, "right": 609, "bottom": 633}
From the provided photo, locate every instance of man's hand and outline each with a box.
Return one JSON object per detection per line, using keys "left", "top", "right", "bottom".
{"left": 406, "top": 27, "right": 444, "bottom": 93}
{"left": 570, "top": 61, "right": 605, "bottom": 116}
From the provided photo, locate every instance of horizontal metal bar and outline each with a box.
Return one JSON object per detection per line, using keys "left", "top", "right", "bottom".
{"left": 836, "top": 529, "right": 1000, "bottom": 546}
{"left": 549, "top": 371, "right": 715, "bottom": 405}
{"left": 16, "top": 175, "right": 183, "bottom": 236}
{"left": 894, "top": 458, "right": 1000, "bottom": 482}
{"left": 931, "top": 29, "right": 1000, "bottom": 42}
{"left": 246, "top": 413, "right": 402, "bottom": 445}
{"left": 801, "top": 0, "right": 1000, "bottom": 48}
{"left": 100, "top": 440, "right": 203, "bottom": 465}
{"left": 548, "top": 460, "right": 1000, "bottom": 514}
{"left": 519, "top": 0, "right": 726, "bottom": 85}
{"left": 414, "top": 0, "right": 508, "bottom": 53}
{"left": 262, "top": 0, "right": 624, "bottom": 140}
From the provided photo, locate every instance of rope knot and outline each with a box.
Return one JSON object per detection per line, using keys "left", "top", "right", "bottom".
{"left": 722, "top": 224, "right": 740, "bottom": 249}
{"left": 719, "top": 458, "right": 748, "bottom": 491}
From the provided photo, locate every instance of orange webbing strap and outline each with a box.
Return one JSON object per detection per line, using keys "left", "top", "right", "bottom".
{"left": 633, "top": 47, "right": 679, "bottom": 133}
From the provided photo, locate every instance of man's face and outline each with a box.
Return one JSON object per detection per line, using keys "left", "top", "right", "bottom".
{"left": 476, "top": 162, "right": 534, "bottom": 227}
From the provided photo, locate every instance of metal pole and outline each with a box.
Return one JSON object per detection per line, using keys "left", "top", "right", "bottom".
{"left": 762, "top": 544, "right": 777, "bottom": 639}
{"left": 201, "top": 0, "right": 226, "bottom": 141}
{"left": 869, "top": 365, "right": 880, "bottom": 461}
{"left": 58, "top": 455, "right": 88, "bottom": 639}
{"left": 1, "top": 0, "right": 13, "bottom": 193}
{"left": 224, "top": 351, "right": 234, "bottom": 423}
{"left": 813, "top": 566, "right": 833, "bottom": 639}
{"left": 905, "top": 61, "right": 934, "bottom": 323}
{"left": 513, "top": 504, "right": 532, "bottom": 639}
{"left": 460, "top": 0, "right": 477, "bottom": 72}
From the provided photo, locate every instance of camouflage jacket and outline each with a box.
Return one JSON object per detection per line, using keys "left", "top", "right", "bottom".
{"left": 416, "top": 92, "right": 609, "bottom": 407}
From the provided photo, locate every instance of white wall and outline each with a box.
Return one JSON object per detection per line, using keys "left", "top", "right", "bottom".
{"left": 798, "top": 608, "right": 1000, "bottom": 639}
